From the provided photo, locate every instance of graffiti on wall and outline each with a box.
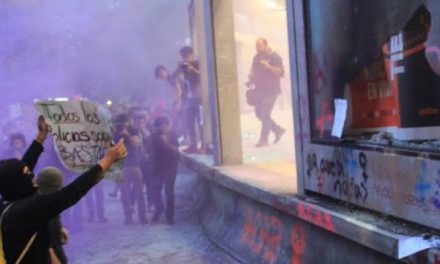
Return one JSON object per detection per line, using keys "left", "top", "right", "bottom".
{"left": 306, "top": 149, "right": 369, "bottom": 203}
{"left": 240, "top": 207, "right": 305, "bottom": 264}
{"left": 240, "top": 204, "right": 335, "bottom": 264}
{"left": 305, "top": 146, "right": 440, "bottom": 226}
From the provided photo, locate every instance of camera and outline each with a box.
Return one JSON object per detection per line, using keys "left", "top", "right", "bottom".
{"left": 114, "top": 122, "right": 125, "bottom": 132}
{"left": 179, "top": 61, "right": 190, "bottom": 69}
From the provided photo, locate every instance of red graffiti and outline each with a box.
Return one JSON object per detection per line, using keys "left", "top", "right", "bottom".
{"left": 290, "top": 224, "right": 305, "bottom": 264}
{"left": 240, "top": 209, "right": 282, "bottom": 262}
{"left": 240, "top": 208, "right": 312, "bottom": 264}
{"left": 261, "top": 216, "right": 282, "bottom": 262}
{"left": 315, "top": 100, "right": 334, "bottom": 138}
{"left": 311, "top": 53, "right": 327, "bottom": 94}
{"left": 241, "top": 209, "right": 264, "bottom": 253}
{"left": 297, "top": 203, "right": 335, "bottom": 232}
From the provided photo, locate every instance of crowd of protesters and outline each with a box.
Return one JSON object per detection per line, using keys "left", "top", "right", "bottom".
{"left": 0, "top": 45, "right": 205, "bottom": 263}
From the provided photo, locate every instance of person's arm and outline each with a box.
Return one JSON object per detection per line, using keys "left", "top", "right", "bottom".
{"left": 247, "top": 56, "right": 258, "bottom": 85}
{"left": 21, "top": 116, "right": 49, "bottom": 171}
{"left": 8, "top": 139, "right": 127, "bottom": 232}
{"left": 262, "top": 53, "right": 284, "bottom": 77}
{"left": 187, "top": 61, "right": 200, "bottom": 75}
{"left": 154, "top": 134, "right": 179, "bottom": 154}
{"left": 121, "top": 129, "right": 141, "bottom": 146}
{"left": 175, "top": 80, "right": 183, "bottom": 111}
{"left": 172, "top": 65, "right": 184, "bottom": 80}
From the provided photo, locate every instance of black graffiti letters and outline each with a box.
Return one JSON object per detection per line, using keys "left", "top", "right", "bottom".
{"left": 40, "top": 103, "right": 81, "bottom": 124}
{"left": 52, "top": 125, "right": 91, "bottom": 143}
{"left": 320, "top": 158, "right": 343, "bottom": 177}
{"left": 307, "top": 153, "right": 318, "bottom": 177}
{"left": 58, "top": 144, "right": 106, "bottom": 166}
{"left": 80, "top": 102, "right": 101, "bottom": 125}
{"left": 52, "top": 125, "right": 111, "bottom": 144}
{"left": 359, "top": 152, "right": 368, "bottom": 202}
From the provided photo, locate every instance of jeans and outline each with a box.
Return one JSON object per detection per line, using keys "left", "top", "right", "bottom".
{"left": 255, "top": 93, "right": 283, "bottom": 141}
{"left": 184, "top": 98, "right": 203, "bottom": 150}
{"left": 120, "top": 166, "right": 146, "bottom": 221}
{"left": 140, "top": 160, "right": 154, "bottom": 208}
{"left": 152, "top": 168, "right": 177, "bottom": 221}
{"left": 85, "top": 181, "right": 105, "bottom": 220}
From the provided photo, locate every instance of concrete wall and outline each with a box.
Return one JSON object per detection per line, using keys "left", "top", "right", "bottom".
{"left": 190, "top": 170, "right": 402, "bottom": 264}
{"left": 304, "top": 145, "right": 440, "bottom": 230}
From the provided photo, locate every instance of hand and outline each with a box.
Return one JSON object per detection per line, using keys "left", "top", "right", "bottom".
{"left": 121, "top": 129, "right": 130, "bottom": 137}
{"left": 36, "top": 115, "right": 49, "bottom": 144}
{"left": 98, "top": 139, "right": 128, "bottom": 171}
{"left": 160, "top": 134, "right": 168, "bottom": 142}
{"left": 260, "top": 60, "right": 270, "bottom": 68}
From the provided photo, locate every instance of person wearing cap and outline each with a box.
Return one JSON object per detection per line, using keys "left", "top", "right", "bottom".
{"left": 37, "top": 167, "right": 68, "bottom": 264}
{"left": 150, "top": 116, "right": 180, "bottom": 225}
{"left": 0, "top": 116, "right": 127, "bottom": 264}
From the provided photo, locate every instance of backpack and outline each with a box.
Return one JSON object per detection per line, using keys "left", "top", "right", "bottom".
{"left": 0, "top": 204, "right": 37, "bottom": 264}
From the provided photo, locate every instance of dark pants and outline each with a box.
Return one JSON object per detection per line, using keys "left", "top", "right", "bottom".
{"left": 184, "top": 98, "right": 203, "bottom": 150}
{"left": 120, "top": 166, "right": 146, "bottom": 221}
{"left": 152, "top": 168, "right": 177, "bottom": 221}
{"left": 255, "top": 93, "right": 282, "bottom": 141}
{"left": 85, "top": 181, "right": 105, "bottom": 220}
{"left": 140, "top": 160, "right": 154, "bottom": 208}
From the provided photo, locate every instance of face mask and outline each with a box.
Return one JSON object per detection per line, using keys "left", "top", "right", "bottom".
{"left": 0, "top": 159, "right": 37, "bottom": 201}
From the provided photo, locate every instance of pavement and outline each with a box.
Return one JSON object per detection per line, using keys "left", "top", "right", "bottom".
{"left": 63, "top": 168, "right": 240, "bottom": 264}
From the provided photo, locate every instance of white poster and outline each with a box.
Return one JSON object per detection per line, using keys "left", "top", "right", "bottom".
{"left": 35, "top": 99, "right": 123, "bottom": 181}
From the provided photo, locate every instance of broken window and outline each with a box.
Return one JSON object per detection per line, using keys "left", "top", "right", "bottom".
{"left": 305, "top": 0, "right": 440, "bottom": 152}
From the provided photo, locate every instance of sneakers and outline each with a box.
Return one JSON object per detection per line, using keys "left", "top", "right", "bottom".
{"left": 139, "top": 217, "right": 148, "bottom": 225}
{"left": 274, "top": 128, "right": 286, "bottom": 144}
{"left": 151, "top": 211, "right": 163, "bottom": 223}
{"left": 123, "top": 217, "right": 133, "bottom": 225}
{"left": 256, "top": 127, "right": 286, "bottom": 147}
{"left": 255, "top": 140, "right": 269, "bottom": 148}
{"left": 182, "top": 147, "right": 198, "bottom": 154}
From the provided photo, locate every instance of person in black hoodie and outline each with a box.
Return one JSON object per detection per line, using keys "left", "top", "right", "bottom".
{"left": 0, "top": 116, "right": 127, "bottom": 264}
{"left": 36, "top": 167, "right": 68, "bottom": 264}
{"left": 150, "top": 116, "right": 180, "bottom": 225}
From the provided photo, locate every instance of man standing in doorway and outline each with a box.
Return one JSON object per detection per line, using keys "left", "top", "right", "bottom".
{"left": 248, "top": 37, "right": 285, "bottom": 147}
{"left": 173, "top": 46, "right": 204, "bottom": 153}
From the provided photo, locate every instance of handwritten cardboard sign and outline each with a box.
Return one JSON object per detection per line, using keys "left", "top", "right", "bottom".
{"left": 35, "top": 100, "right": 123, "bottom": 181}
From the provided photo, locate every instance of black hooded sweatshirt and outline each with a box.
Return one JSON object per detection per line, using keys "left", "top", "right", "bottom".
{"left": 0, "top": 140, "right": 104, "bottom": 263}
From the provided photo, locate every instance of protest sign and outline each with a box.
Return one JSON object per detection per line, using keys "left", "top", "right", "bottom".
{"left": 35, "top": 99, "right": 123, "bottom": 181}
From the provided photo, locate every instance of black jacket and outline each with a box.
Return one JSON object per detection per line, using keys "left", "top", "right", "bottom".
{"left": 0, "top": 140, "right": 104, "bottom": 263}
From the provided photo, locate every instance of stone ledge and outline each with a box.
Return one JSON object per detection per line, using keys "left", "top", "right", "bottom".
{"left": 182, "top": 154, "right": 440, "bottom": 259}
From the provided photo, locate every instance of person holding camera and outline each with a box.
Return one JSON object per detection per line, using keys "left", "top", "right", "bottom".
{"left": 247, "top": 38, "right": 285, "bottom": 147}
{"left": 0, "top": 116, "right": 127, "bottom": 264}
{"left": 173, "top": 46, "right": 204, "bottom": 154}
{"left": 113, "top": 113, "right": 148, "bottom": 225}
{"left": 154, "top": 65, "right": 185, "bottom": 140}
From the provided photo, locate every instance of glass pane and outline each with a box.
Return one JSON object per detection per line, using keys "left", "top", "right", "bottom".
{"left": 232, "top": 0, "right": 296, "bottom": 177}
{"left": 305, "top": 0, "right": 440, "bottom": 151}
